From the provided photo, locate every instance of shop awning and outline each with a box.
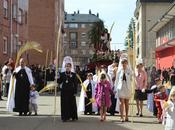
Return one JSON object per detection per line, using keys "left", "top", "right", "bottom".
{"left": 150, "top": 2, "right": 175, "bottom": 32}
{"left": 156, "top": 38, "right": 175, "bottom": 52}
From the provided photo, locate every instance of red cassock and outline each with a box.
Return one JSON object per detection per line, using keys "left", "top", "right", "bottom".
{"left": 154, "top": 92, "right": 168, "bottom": 121}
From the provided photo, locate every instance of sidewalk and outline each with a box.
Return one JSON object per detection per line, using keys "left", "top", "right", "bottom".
{"left": 0, "top": 95, "right": 165, "bottom": 130}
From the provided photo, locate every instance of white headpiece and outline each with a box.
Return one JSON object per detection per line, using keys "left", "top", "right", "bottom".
{"left": 135, "top": 58, "right": 145, "bottom": 73}
{"left": 117, "top": 53, "right": 132, "bottom": 73}
{"left": 136, "top": 58, "right": 143, "bottom": 66}
{"left": 61, "top": 56, "right": 75, "bottom": 72}
{"left": 99, "top": 70, "right": 111, "bottom": 82}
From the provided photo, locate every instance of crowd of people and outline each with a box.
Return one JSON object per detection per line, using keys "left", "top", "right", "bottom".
{"left": 0, "top": 54, "right": 175, "bottom": 130}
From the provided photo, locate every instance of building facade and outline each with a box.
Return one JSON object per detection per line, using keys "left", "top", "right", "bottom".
{"left": 134, "top": 0, "right": 173, "bottom": 67}
{"left": 151, "top": 2, "right": 175, "bottom": 69}
{"left": 64, "top": 10, "right": 101, "bottom": 68}
{"left": 28, "top": 0, "right": 64, "bottom": 66}
{"left": 0, "top": 0, "right": 28, "bottom": 65}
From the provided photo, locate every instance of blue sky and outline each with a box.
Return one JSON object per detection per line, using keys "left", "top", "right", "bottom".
{"left": 65, "top": 0, "right": 136, "bottom": 50}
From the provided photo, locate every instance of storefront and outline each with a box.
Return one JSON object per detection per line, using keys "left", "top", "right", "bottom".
{"left": 156, "top": 41, "right": 175, "bottom": 69}
{"left": 151, "top": 3, "right": 175, "bottom": 69}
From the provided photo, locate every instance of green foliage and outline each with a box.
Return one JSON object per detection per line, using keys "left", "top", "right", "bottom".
{"left": 88, "top": 20, "right": 105, "bottom": 50}
{"left": 125, "top": 18, "right": 135, "bottom": 49}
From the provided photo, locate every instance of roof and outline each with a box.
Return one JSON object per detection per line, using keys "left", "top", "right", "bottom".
{"left": 64, "top": 13, "right": 101, "bottom": 23}
{"left": 150, "top": 2, "right": 175, "bottom": 32}
{"left": 137, "top": 0, "right": 174, "bottom": 3}
{"left": 135, "top": 0, "right": 174, "bottom": 17}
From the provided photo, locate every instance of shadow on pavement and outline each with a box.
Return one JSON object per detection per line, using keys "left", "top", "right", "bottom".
{"left": 0, "top": 116, "right": 132, "bottom": 130}
{"left": 132, "top": 120, "right": 159, "bottom": 124}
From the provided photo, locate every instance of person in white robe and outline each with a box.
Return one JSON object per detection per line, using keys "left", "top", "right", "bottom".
{"left": 7, "top": 58, "right": 34, "bottom": 116}
{"left": 164, "top": 89, "right": 175, "bottom": 130}
{"left": 114, "top": 53, "right": 132, "bottom": 122}
{"left": 78, "top": 73, "right": 97, "bottom": 114}
{"left": 107, "top": 61, "right": 118, "bottom": 115}
{"left": 93, "top": 66, "right": 101, "bottom": 83}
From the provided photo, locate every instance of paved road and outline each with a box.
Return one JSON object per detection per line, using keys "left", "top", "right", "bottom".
{"left": 0, "top": 94, "right": 165, "bottom": 130}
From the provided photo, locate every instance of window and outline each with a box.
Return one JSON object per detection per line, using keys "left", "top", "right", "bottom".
{"left": 81, "top": 42, "right": 86, "bottom": 46}
{"left": 12, "top": 4, "right": 17, "bottom": 19}
{"left": 63, "top": 41, "right": 67, "bottom": 48}
{"left": 3, "top": 0, "right": 8, "bottom": 18}
{"left": 64, "top": 33, "right": 67, "bottom": 37}
{"left": 3, "top": 37, "right": 8, "bottom": 54}
{"left": 70, "top": 32, "right": 77, "bottom": 40}
{"left": 81, "top": 24, "right": 86, "bottom": 28}
{"left": 69, "top": 23, "right": 78, "bottom": 28}
{"left": 89, "top": 24, "right": 93, "bottom": 27}
{"left": 137, "top": 35, "right": 140, "bottom": 44}
{"left": 89, "top": 50, "right": 94, "bottom": 55}
{"left": 70, "top": 32, "right": 78, "bottom": 48}
{"left": 71, "top": 50, "right": 78, "bottom": 55}
{"left": 70, "top": 42, "right": 77, "bottom": 48}
{"left": 137, "top": 48, "right": 139, "bottom": 58}
{"left": 24, "top": 12, "right": 28, "bottom": 24}
{"left": 64, "top": 24, "right": 68, "bottom": 28}
{"left": 81, "top": 33, "right": 86, "bottom": 38}
{"left": 17, "top": 41, "right": 22, "bottom": 51}
{"left": 82, "top": 50, "right": 86, "bottom": 55}
{"left": 18, "top": 9, "right": 23, "bottom": 24}
{"left": 13, "top": 35, "right": 18, "bottom": 52}
{"left": 137, "top": 22, "right": 139, "bottom": 32}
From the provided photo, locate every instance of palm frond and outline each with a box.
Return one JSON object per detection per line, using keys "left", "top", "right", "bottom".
{"left": 109, "top": 22, "right": 115, "bottom": 35}
{"left": 76, "top": 74, "right": 87, "bottom": 92}
{"left": 86, "top": 98, "right": 96, "bottom": 106}
{"left": 15, "top": 41, "right": 43, "bottom": 67}
{"left": 164, "top": 81, "right": 171, "bottom": 89}
{"left": 39, "top": 82, "right": 57, "bottom": 94}
{"left": 10, "top": 41, "right": 43, "bottom": 98}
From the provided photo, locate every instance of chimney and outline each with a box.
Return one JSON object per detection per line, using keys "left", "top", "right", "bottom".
{"left": 97, "top": 13, "right": 99, "bottom": 17}
{"left": 89, "top": 9, "right": 91, "bottom": 14}
{"left": 77, "top": 10, "right": 80, "bottom": 14}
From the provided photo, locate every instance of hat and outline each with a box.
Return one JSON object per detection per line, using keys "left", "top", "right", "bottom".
{"left": 136, "top": 59, "right": 143, "bottom": 65}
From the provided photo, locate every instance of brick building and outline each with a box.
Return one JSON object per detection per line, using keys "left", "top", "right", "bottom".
{"left": 28, "top": 0, "right": 64, "bottom": 66}
{"left": 64, "top": 10, "right": 101, "bottom": 68}
{"left": 0, "top": 0, "right": 28, "bottom": 65}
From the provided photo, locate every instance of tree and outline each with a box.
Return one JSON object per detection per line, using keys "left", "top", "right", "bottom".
{"left": 125, "top": 18, "right": 135, "bottom": 49}
{"left": 88, "top": 20, "right": 105, "bottom": 50}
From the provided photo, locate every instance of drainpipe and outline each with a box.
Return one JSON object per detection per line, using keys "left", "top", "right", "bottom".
{"left": 10, "top": 0, "right": 13, "bottom": 57}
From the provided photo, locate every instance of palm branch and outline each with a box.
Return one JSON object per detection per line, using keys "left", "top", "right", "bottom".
{"left": 39, "top": 82, "right": 57, "bottom": 94}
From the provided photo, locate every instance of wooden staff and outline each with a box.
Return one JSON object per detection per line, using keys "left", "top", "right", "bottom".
{"left": 131, "top": 24, "right": 136, "bottom": 123}
{"left": 44, "top": 49, "right": 49, "bottom": 85}
{"left": 53, "top": 22, "right": 62, "bottom": 121}
{"left": 50, "top": 50, "right": 53, "bottom": 64}
{"left": 49, "top": 50, "right": 53, "bottom": 93}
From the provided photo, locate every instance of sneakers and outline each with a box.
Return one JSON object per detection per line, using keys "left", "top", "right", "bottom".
{"left": 34, "top": 113, "right": 38, "bottom": 116}
{"left": 28, "top": 112, "right": 32, "bottom": 116}
{"left": 28, "top": 112, "right": 38, "bottom": 116}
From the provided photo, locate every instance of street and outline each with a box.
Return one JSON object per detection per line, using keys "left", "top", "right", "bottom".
{"left": 0, "top": 94, "right": 165, "bottom": 130}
